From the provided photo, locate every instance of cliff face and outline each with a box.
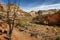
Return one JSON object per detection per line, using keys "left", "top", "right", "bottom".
{"left": 32, "top": 9, "right": 60, "bottom": 25}
{"left": 29, "top": 11, "right": 36, "bottom": 17}
{"left": 0, "top": 3, "right": 31, "bottom": 19}
{"left": 0, "top": 3, "right": 30, "bottom": 17}
{"left": 0, "top": 3, "right": 60, "bottom": 18}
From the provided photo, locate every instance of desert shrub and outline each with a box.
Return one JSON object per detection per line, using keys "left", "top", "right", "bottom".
{"left": 16, "top": 22, "right": 25, "bottom": 27}
{"left": 0, "top": 15, "right": 5, "bottom": 19}
{"left": 29, "top": 31, "right": 39, "bottom": 38}
{"left": 56, "top": 37, "right": 60, "bottom": 40}
{"left": 32, "top": 15, "right": 45, "bottom": 25}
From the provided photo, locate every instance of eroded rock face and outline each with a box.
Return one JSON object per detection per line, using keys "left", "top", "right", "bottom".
{"left": 0, "top": 23, "right": 9, "bottom": 40}
{"left": 33, "top": 9, "right": 60, "bottom": 25}
{"left": 29, "top": 10, "right": 37, "bottom": 17}
{"left": 44, "top": 11, "right": 60, "bottom": 25}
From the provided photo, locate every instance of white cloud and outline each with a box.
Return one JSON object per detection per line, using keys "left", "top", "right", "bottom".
{"left": 23, "top": 3, "right": 60, "bottom": 12}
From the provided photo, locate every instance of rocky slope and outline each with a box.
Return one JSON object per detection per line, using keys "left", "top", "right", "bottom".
{"left": 37, "top": 9, "right": 59, "bottom": 16}
{"left": 0, "top": 3, "right": 60, "bottom": 40}
{"left": 12, "top": 24, "right": 60, "bottom": 40}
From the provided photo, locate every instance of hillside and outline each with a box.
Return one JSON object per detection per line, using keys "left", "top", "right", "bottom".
{"left": 11, "top": 24, "right": 60, "bottom": 40}
{"left": 0, "top": 3, "right": 60, "bottom": 40}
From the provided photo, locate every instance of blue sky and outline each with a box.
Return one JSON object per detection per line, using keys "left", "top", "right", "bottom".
{"left": 0, "top": 0, "right": 60, "bottom": 12}
{"left": 20, "top": 0, "right": 60, "bottom": 12}
{"left": 0, "top": 0, "right": 20, "bottom": 5}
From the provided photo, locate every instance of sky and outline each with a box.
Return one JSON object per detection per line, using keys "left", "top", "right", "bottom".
{"left": 0, "top": 0, "right": 60, "bottom": 12}
{"left": 0, "top": 0, "right": 20, "bottom": 5}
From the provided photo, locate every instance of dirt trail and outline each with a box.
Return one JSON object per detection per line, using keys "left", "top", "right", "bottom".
{"left": 12, "top": 27, "right": 37, "bottom": 40}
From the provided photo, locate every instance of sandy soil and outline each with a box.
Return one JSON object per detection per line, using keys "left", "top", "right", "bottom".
{"left": 12, "top": 27, "right": 38, "bottom": 40}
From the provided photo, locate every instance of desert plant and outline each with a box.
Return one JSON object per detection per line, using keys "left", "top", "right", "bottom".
{"left": 0, "top": 15, "right": 5, "bottom": 19}
{"left": 56, "top": 37, "right": 60, "bottom": 40}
